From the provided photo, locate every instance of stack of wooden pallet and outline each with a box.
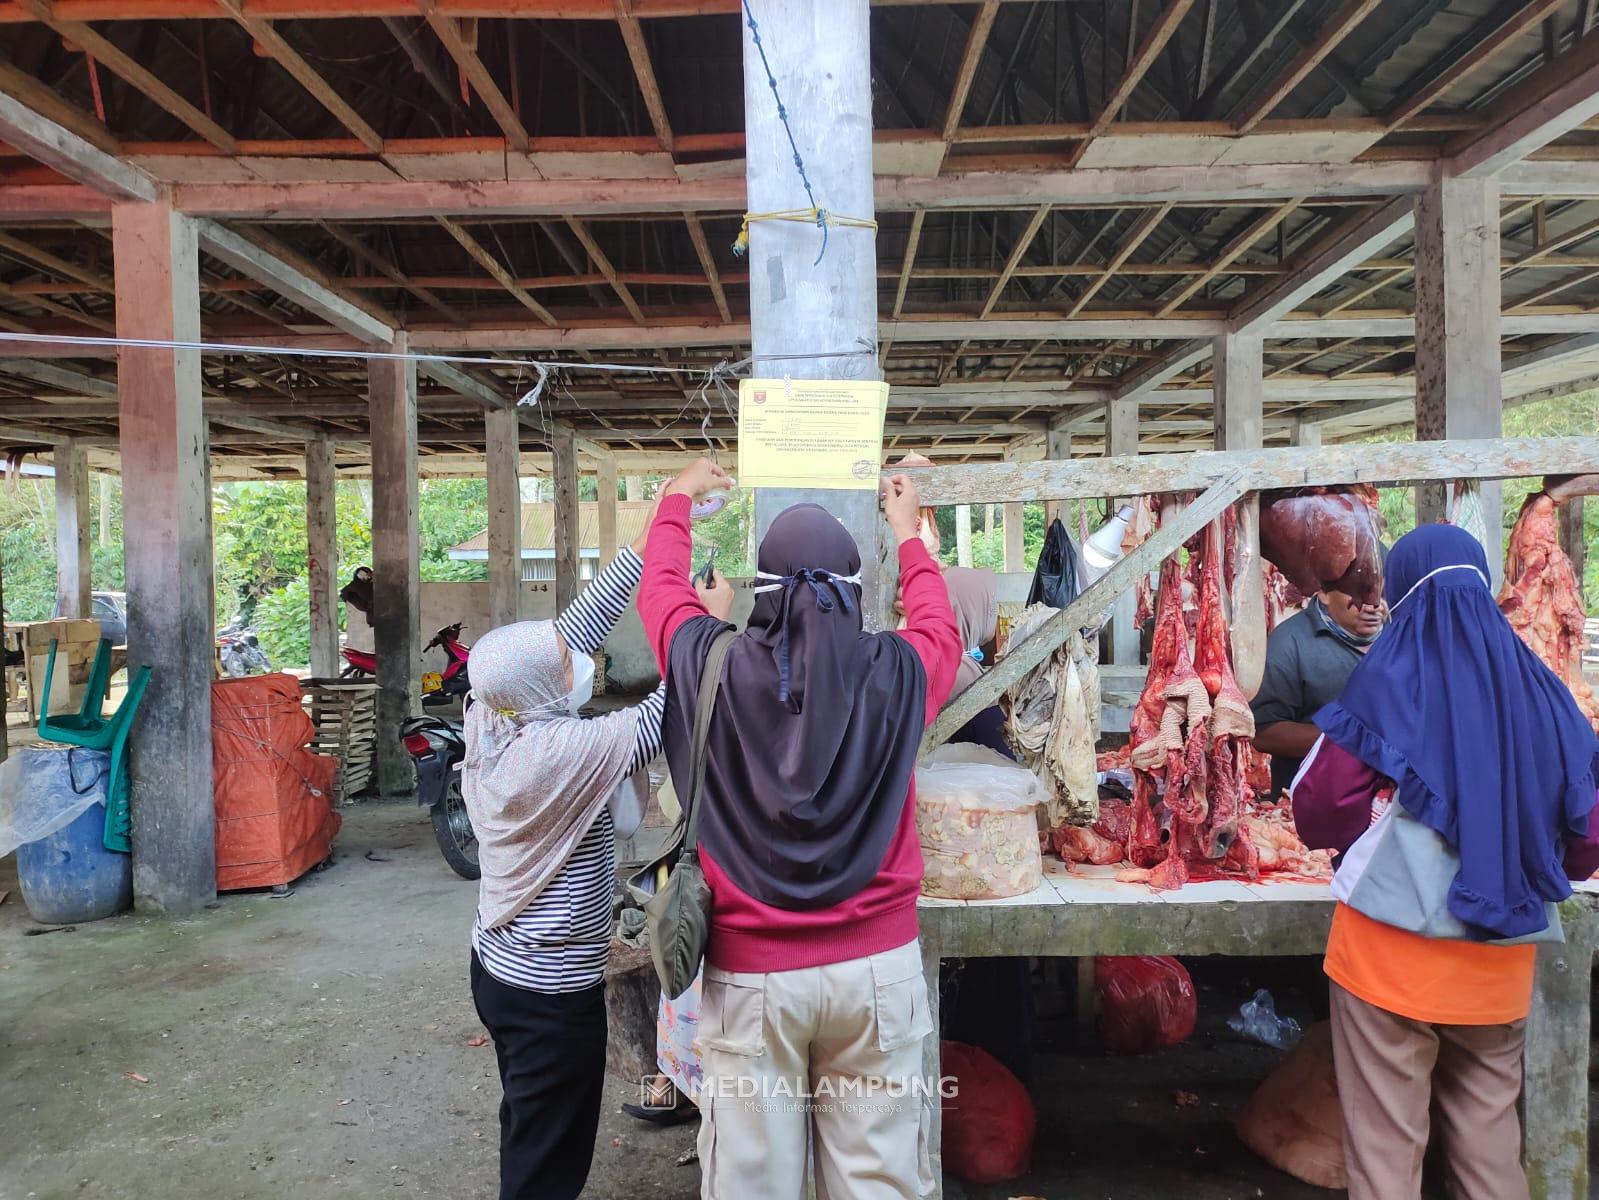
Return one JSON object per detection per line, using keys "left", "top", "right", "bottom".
{"left": 300, "top": 680, "right": 378, "bottom": 803}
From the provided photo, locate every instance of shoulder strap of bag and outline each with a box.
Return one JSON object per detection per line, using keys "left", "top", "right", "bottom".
{"left": 681, "top": 627, "right": 737, "bottom": 852}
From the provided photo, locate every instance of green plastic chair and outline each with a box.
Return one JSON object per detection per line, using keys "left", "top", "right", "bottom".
{"left": 36, "top": 638, "right": 117, "bottom": 746}
{"left": 99, "top": 664, "right": 152, "bottom": 853}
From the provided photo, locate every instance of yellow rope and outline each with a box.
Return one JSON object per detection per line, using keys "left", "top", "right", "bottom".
{"left": 732, "top": 207, "right": 879, "bottom": 258}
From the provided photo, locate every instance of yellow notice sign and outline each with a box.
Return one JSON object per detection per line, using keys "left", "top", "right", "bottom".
{"left": 736, "top": 378, "right": 890, "bottom": 490}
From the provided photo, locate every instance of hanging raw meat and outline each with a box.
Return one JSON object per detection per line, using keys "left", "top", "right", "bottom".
{"left": 1263, "top": 562, "right": 1307, "bottom": 633}
{"left": 1499, "top": 491, "right": 1599, "bottom": 732}
{"left": 1260, "top": 488, "right": 1384, "bottom": 605}
{"left": 1231, "top": 499, "right": 1267, "bottom": 699}
{"left": 1193, "top": 518, "right": 1256, "bottom": 860}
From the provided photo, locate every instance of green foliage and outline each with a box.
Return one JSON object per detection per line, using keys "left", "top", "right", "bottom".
{"left": 254, "top": 577, "right": 313, "bottom": 667}
{"left": 688, "top": 487, "right": 754, "bottom": 576}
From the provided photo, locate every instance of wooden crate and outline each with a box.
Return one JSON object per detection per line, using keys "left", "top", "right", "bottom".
{"left": 15, "top": 618, "right": 102, "bottom": 722}
{"left": 300, "top": 680, "right": 378, "bottom": 803}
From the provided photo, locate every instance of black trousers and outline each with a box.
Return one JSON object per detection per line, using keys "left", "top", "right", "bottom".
{"left": 470, "top": 952, "right": 608, "bottom": 1200}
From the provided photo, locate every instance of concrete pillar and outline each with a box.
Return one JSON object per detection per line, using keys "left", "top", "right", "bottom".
{"left": 743, "top": 0, "right": 883, "bottom": 620}
{"left": 1413, "top": 175, "right": 1502, "bottom": 573}
{"left": 551, "top": 424, "right": 579, "bottom": 611}
{"left": 113, "top": 200, "right": 215, "bottom": 914}
{"left": 597, "top": 456, "right": 619, "bottom": 565}
{"left": 1045, "top": 416, "right": 1071, "bottom": 528}
{"left": 1290, "top": 421, "right": 1323, "bottom": 448}
{"left": 485, "top": 406, "right": 522, "bottom": 628}
{"left": 369, "top": 337, "right": 420, "bottom": 798}
{"left": 305, "top": 438, "right": 339, "bottom": 678}
{"left": 955, "top": 504, "right": 973, "bottom": 567}
{"left": 54, "top": 440, "right": 91, "bottom": 619}
{"left": 1212, "top": 331, "right": 1267, "bottom": 697}
{"left": 1105, "top": 397, "right": 1140, "bottom": 664}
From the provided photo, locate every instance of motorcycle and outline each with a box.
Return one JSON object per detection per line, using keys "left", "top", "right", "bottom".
{"left": 337, "top": 566, "right": 472, "bottom": 707}
{"left": 217, "top": 616, "right": 272, "bottom": 677}
{"left": 401, "top": 713, "right": 477, "bottom": 879}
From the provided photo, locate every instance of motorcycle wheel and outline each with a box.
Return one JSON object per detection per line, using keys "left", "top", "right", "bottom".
{"left": 431, "top": 773, "right": 480, "bottom": 880}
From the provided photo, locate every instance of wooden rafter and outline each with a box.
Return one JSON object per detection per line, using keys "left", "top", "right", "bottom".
{"left": 0, "top": 59, "right": 118, "bottom": 155}
{"left": 1072, "top": 0, "right": 1196, "bottom": 165}
{"left": 565, "top": 217, "right": 645, "bottom": 324}
{"left": 217, "top": 0, "right": 384, "bottom": 155}
{"left": 941, "top": 0, "right": 999, "bottom": 143}
{"left": 316, "top": 222, "right": 468, "bottom": 327}
{"left": 1449, "top": 29, "right": 1599, "bottom": 175}
{"left": 1384, "top": 0, "right": 1568, "bottom": 130}
{"left": 892, "top": 210, "right": 926, "bottom": 320}
{"left": 1231, "top": 0, "right": 1382, "bottom": 133}
{"left": 0, "top": 230, "right": 109, "bottom": 290}
{"left": 1155, "top": 199, "right": 1300, "bottom": 316}
{"left": 616, "top": 0, "right": 673, "bottom": 152}
{"left": 435, "top": 217, "right": 558, "bottom": 326}
{"left": 683, "top": 216, "right": 730, "bottom": 323}
{"left": 1066, "top": 202, "right": 1171, "bottom": 318}
{"left": 0, "top": 279, "right": 114, "bottom": 332}
{"left": 420, "top": 4, "right": 530, "bottom": 153}
{"left": 978, "top": 204, "right": 1049, "bottom": 319}
{"left": 17, "top": 0, "right": 238, "bottom": 152}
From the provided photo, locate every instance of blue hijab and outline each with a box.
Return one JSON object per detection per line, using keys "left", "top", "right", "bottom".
{"left": 1315, "top": 524, "right": 1599, "bottom": 940}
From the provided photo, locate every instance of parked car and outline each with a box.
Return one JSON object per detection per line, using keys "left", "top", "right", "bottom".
{"left": 51, "top": 590, "right": 127, "bottom": 646}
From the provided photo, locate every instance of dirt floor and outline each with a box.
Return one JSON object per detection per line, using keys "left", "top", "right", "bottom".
{"left": 0, "top": 800, "right": 1586, "bottom": 1200}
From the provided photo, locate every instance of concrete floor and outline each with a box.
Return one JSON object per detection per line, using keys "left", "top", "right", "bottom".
{"left": 0, "top": 801, "right": 1584, "bottom": 1199}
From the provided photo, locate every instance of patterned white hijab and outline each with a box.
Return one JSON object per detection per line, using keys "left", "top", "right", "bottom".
{"left": 462, "top": 620, "right": 640, "bottom": 929}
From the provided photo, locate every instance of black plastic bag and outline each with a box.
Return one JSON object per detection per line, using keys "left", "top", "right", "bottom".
{"left": 1026, "top": 519, "right": 1081, "bottom": 609}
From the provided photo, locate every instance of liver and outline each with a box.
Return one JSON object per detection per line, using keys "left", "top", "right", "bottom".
{"left": 917, "top": 862, "right": 1599, "bottom": 1200}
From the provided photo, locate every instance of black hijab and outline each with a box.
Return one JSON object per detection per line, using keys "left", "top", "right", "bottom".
{"left": 663, "top": 504, "right": 928, "bottom": 910}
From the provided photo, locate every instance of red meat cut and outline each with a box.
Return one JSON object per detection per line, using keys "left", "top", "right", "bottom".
{"left": 1260, "top": 488, "right": 1383, "bottom": 605}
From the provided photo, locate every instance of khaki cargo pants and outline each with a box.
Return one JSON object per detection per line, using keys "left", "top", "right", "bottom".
{"left": 694, "top": 938, "right": 936, "bottom": 1200}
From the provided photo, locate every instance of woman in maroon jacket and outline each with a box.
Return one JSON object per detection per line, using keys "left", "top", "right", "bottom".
{"left": 638, "top": 458, "right": 962, "bottom": 1200}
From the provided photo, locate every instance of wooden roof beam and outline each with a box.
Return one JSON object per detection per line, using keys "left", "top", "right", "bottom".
{"left": 217, "top": 0, "right": 384, "bottom": 156}
{"left": 420, "top": 4, "right": 530, "bottom": 153}
{"left": 1071, "top": 0, "right": 1196, "bottom": 166}
{"left": 941, "top": 0, "right": 999, "bottom": 144}
{"left": 616, "top": 0, "right": 672, "bottom": 152}
{"left": 316, "top": 221, "right": 468, "bottom": 327}
{"left": 0, "top": 72, "right": 154, "bottom": 199}
{"left": 565, "top": 216, "right": 645, "bottom": 324}
{"left": 891, "top": 210, "right": 925, "bottom": 321}
{"left": 435, "top": 216, "right": 558, "bottom": 326}
{"left": 1231, "top": 0, "right": 1382, "bottom": 133}
{"left": 978, "top": 204, "right": 1050, "bottom": 319}
{"left": 17, "top": 0, "right": 238, "bottom": 153}
{"left": 1064, "top": 203, "right": 1172, "bottom": 319}
{"left": 1448, "top": 28, "right": 1599, "bottom": 176}
{"left": 0, "top": 230, "right": 111, "bottom": 291}
{"left": 1154, "top": 199, "right": 1300, "bottom": 316}
{"left": 0, "top": 278, "right": 114, "bottom": 332}
{"left": 683, "top": 215, "right": 730, "bottom": 323}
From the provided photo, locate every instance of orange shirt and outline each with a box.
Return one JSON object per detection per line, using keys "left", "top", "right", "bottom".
{"left": 1324, "top": 902, "right": 1536, "bottom": 1026}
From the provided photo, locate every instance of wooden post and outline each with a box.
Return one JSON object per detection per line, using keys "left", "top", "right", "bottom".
{"left": 1290, "top": 421, "right": 1323, "bottom": 448}
{"left": 955, "top": 503, "right": 973, "bottom": 567}
{"left": 597, "top": 455, "right": 619, "bottom": 566}
{"left": 742, "top": 0, "right": 884, "bottom": 619}
{"left": 114, "top": 200, "right": 215, "bottom": 914}
{"left": 1003, "top": 503, "right": 1026, "bottom": 572}
{"left": 551, "top": 423, "right": 579, "bottom": 611}
{"left": 1213, "top": 331, "right": 1267, "bottom": 698}
{"left": 624, "top": 475, "right": 643, "bottom": 502}
{"left": 98, "top": 471, "right": 112, "bottom": 546}
{"left": 54, "top": 439, "right": 91, "bottom": 618}
{"left": 1413, "top": 175, "right": 1503, "bottom": 578}
{"left": 1045, "top": 415, "right": 1071, "bottom": 528}
{"left": 1105, "top": 396, "right": 1140, "bottom": 664}
{"left": 485, "top": 405, "right": 522, "bottom": 628}
{"left": 369, "top": 336, "right": 420, "bottom": 798}
{"left": 1559, "top": 497, "right": 1586, "bottom": 586}
{"left": 305, "top": 437, "right": 339, "bottom": 678}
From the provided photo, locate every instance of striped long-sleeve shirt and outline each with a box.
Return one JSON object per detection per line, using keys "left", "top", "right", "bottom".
{"left": 473, "top": 547, "right": 666, "bottom": 994}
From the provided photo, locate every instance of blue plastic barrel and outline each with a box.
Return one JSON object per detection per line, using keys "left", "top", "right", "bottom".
{"left": 16, "top": 748, "right": 133, "bottom": 924}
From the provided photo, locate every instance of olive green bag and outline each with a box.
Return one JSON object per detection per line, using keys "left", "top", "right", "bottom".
{"left": 624, "top": 628, "right": 736, "bottom": 1000}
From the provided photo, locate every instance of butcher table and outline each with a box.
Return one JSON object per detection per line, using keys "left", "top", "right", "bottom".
{"left": 917, "top": 861, "right": 1599, "bottom": 1200}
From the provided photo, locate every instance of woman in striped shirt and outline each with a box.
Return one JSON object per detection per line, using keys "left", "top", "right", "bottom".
{"left": 461, "top": 483, "right": 729, "bottom": 1200}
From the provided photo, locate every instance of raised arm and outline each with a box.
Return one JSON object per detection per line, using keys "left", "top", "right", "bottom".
{"left": 638, "top": 459, "right": 733, "bottom": 672}
{"left": 882, "top": 473, "right": 962, "bottom": 721}
{"left": 554, "top": 547, "right": 643, "bottom": 656}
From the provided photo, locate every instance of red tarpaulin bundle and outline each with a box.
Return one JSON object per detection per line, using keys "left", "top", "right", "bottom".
{"left": 212, "top": 673, "right": 340, "bottom": 891}
{"left": 1095, "top": 955, "right": 1197, "bottom": 1056}
{"left": 940, "top": 1041, "right": 1035, "bottom": 1184}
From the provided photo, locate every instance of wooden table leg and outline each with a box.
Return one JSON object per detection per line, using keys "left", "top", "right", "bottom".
{"left": 921, "top": 940, "right": 943, "bottom": 1200}
{"left": 1523, "top": 900, "right": 1595, "bottom": 1200}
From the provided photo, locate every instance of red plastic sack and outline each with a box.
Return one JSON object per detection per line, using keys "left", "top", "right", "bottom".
{"left": 940, "top": 1041, "right": 1035, "bottom": 1184}
{"left": 1094, "top": 956, "right": 1197, "bottom": 1056}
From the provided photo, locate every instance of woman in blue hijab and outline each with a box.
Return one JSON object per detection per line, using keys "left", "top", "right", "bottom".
{"left": 1293, "top": 523, "right": 1599, "bottom": 1200}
